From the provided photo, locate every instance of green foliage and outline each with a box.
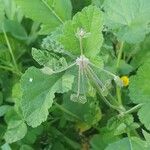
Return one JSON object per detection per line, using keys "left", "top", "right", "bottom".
{"left": 129, "top": 61, "right": 150, "bottom": 130}
{"left": 90, "top": 132, "right": 120, "bottom": 150}
{"left": 14, "top": 0, "right": 72, "bottom": 34}
{"left": 0, "top": 0, "right": 150, "bottom": 149}
{"left": 4, "top": 119, "right": 27, "bottom": 143}
{"left": 62, "top": 94, "right": 102, "bottom": 125}
{"left": 105, "top": 137, "right": 150, "bottom": 150}
{"left": 138, "top": 104, "right": 150, "bottom": 130}
{"left": 131, "top": 35, "right": 150, "bottom": 67}
{"left": 60, "top": 5, "right": 104, "bottom": 58}
{"left": 3, "top": 20, "right": 28, "bottom": 40}
{"left": 0, "top": 0, "right": 4, "bottom": 25}
{"left": 129, "top": 62, "right": 150, "bottom": 104}
{"left": 20, "top": 67, "right": 74, "bottom": 127}
{"left": 103, "top": 0, "right": 150, "bottom": 43}
{"left": 0, "top": 105, "right": 11, "bottom": 117}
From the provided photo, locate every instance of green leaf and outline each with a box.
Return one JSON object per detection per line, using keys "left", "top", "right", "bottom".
{"left": 0, "top": 105, "right": 11, "bottom": 117}
{"left": 60, "top": 5, "right": 104, "bottom": 58}
{"left": 4, "top": 108, "right": 27, "bottom": 143}
{"left": 41, "top": 34, "right": 66, "bottom": 54}
{"left": 2, "top": 0, "right": 23, "bottom": 22}
{"left": 1, "top": 143, "right": 12, "bottom": 150}
{"left": 51, "top": 142, "right": 66, "bottom": 150}
{"left": 105, "top": 137, "right": 149, "bottom": 150}
{"left": 62, "top": 94, "right": 101, "bottom": 125}
{"left": 143, "top": 130, "right": 150, "bottom": 144}
{"left": 0, "top": 124, "right": 5, "bottom": 139}
{"left": 103, "top": 0, "right": 150, "bottom": 43}
{"left": 14, "top": 0, "right": 72, "bottom": 34}
{"left": 131, "top": 35, "right": 150, "bottom": 67}
{"left": 138, "top": 103, "right": 150, "bottom": 130}
{"left": 32, "top": 48, "right": 56, "bottom": 67}
{"left": 22, "top": 126, "right": 43, "bottom": 144}
{"left": 129, "top": 62, "right": 150, "bottom": 104}
{"left": 71, "top": 0, "right": 91, "bottom": 15}
{"left": 107, "top": 115, "right": 136, "bottom": 136}
{"left": 90, "top": 133, "right": 120, "bottom": 150}
{"left": 92, "top": 0, "right": 105, "bottom": 7}
{"left": 3, "top": 20, "right": 28, "bottom": 40}
{"left": 20, "top": 145, "right": 33, "bottom": 150}
{"left": 4, "top": 119, "right": 27, "bottom": 143}
{"left": 21, "top": 67, "right": 74, "bottom": 127}
{"left": 32, "top": 48, "right": 68, "bottom": 71}
{"left": 0, "top": 91, "right": 3, "bottom": 105}
{"left": 119, "top": 60, "right": 133, "bottom": 75}
{"left": 0, "top": 0, "right": 4, "bottom": 22}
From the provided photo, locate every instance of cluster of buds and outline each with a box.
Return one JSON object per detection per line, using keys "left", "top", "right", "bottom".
{"left": 75, "top": 28, "right": 91, "bottom": 39}
{"left": 76, "top": 55, "right": 89, "bottom": 69}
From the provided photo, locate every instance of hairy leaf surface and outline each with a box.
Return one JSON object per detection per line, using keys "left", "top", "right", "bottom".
{"left": 60, "top": 5, "right": 104, "bottom": 58}
{"left": 104, "top": 0, "right": 150, "bottom": 43}
{"left": 21, "top": 67, "right": 74, "bottom": 127}
{"left": 129, "top": 62, "right": 150, "bottom": 104}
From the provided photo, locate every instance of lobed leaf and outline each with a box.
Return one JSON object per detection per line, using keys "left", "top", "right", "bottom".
{"left": 60, "top": 5, "right": 104, "bottom": 58}
{"left": 138, "top": 103, "right": 150, "bottom": 130}
{"left": 103, "top": 0, "right": 150, "bottom": 43}
{"left": 129, "top": 62, "right": 150, "bottom": 104}
{"left": 21, "top": 67, "right": 74, "bottom": 127}
{"left": 4, "top": 119, "right": 27, "bottom": 143}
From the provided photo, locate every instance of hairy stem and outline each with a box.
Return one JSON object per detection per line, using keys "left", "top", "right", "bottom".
{"left": 79, "top": 37, "right": 83, "bottom": 55}
{"left": 122, "top": 104, "right": 143, "bottom": 116}
{"left": 116, "top": 42, "right": 124, "bottom": 105}
{"left": 77, "top": 65, "right": 81, "bottom": 97}
{"left": 116, "top": 86, "right": 122, "bottom": 105}
{"left": 116, "top": 42, "right": 124, "bottom": 69}
{"left": 88, "top": 66, "right": 120, "bottom": 107}
{"left": 85, "top": 66, "right": 121, "bottom": 112}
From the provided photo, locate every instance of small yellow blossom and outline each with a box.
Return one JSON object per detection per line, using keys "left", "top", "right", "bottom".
{"left": 121, "top": 76, "right": 129, "bottom": 87}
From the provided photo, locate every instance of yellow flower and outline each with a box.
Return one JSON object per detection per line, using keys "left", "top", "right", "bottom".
{"left": 121, "top": 76, "right": 129, "bottom": 87}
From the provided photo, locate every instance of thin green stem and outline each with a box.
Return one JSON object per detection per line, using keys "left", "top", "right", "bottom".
{"left": 41, "top": 0, "right": 64, "bottom": 24}
{"left": 116, "top": 86, "right": 122, "bottom": 105}
{"left": 89, "top": 62, "right": 116, "bottom": 78}
{"left": 127, "top": 131, "right": 133, "bottom": 150}
{"left": 79, "top": 37, "right": 83, "bottom": 55}
{"left": 50, "top": 127, "right": 81, "bottom": 149}
{"left": 0, "top": 65, "right": 22, "bottom": 76}
{"left": 3, "top": 28, "right": 19, "bottom": 72}
{"left": 116, "top": 42, "right": 124, "bottom": 105}
{"left": 122, "top": 104, "right": 143, "bottom": 116}
{"left": 88, "top": 66, "right": 121, "bottom": 106}
{"left": 116, "top": 42, "right": 124, "bottom": 69}
{"left": 77, "top": 65, "right": 81, "bottom": 97}
{"left": 54, "top": 102, "right": 81, "bottom": 121}
{"left": 85, "top": 66, "right": 121, "bottom": 112}
{"left": 0, "top": 65, "right": 14, "bottom": 72}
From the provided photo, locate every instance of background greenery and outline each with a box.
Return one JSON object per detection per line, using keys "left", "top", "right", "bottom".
{"left": 0, "top": 0, "right": 150, "bottom": 150}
